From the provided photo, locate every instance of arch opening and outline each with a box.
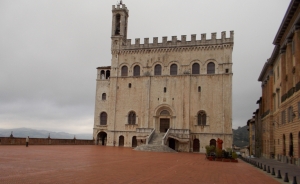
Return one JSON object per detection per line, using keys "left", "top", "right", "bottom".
{"left": 132, "top": 136, "right": 137, "bottom": 147}
{"left": 119, "top": 135, "right": 124, "bottom": 147}
{"left": 97, "top": 132, "right": 107, "bottom": 146}
{"left": 193, "top": 139, "right": 200, "bottom": 152}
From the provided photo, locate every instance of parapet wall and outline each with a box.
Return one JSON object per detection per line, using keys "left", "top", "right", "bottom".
{"left": 0, "top": 137, "right": 94, "bottom": 145}
{"left": 122, "top": 31, "right": 234, "bottom": 50}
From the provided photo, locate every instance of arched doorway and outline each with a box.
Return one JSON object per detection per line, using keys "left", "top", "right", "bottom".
{"left": 160, "top": 110, "right": 170, "bottom": 133}
{"left": 169, "top": 138, "right": 176, "bottom": 150}
{"left": 289, "top": 133, "right": 293, "bottom": 156}
{"left": 98, "top": 132, "right": 107, "bottom": 146}
{"left": 193, "top": 139, "right": 200, "bottom": 152}
{"left": 283, "top": 134, "right": 286, "bottom": 156}
{"left": 119, "top": 135, "right": 124, "bottom": 147}
{"left": 132, "top": 136, "right": 137, "bottom": 147}
{"left": 210, "top": 139, "right": 216, "bottom": 147}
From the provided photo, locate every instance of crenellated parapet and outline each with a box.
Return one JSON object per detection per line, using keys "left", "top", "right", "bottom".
{"left": 121, "top": 31, "right": 234, "bottom": 50}
{"left": 112, "top": 4, "right": 129, "bottom": 13}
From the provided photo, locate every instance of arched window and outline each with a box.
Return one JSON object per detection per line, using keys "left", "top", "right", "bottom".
{"left": 100, "top": 112, "right": 107, "bottom": 125}
{"left": 121, "top": 66, "right": 128, "bottom": 76}
{"left": 133, "top": 65, "right": 140, "bottom": 76}
{"left": 170, "top": 64, "right": 177, "bottom": 75}
{"left": 283, "top": 134, "right": 286, "bottom": 156}
{"left": 119, "top": 135, "right": 124, "bottom": 146}
{"left": 102, "top": 93, "right": 106, "bottom": 100}
{"left": 106, "top": 70, "right": 110, "bottom": 79}
{"left": 154, "top": 64, "right": 162, "bottom": 75}
{"left": 100, "top": 70, "right": 105, "bottom": 80}
{"left": 197, "top": 111, "right": 207, "bottom": 125}
{"left": 160, "top": 110, "right": 170, "bottom": 116}
{"left": 207, "top": 62, "right": 215, "bottom": 74}
{"left": 115, "top": 14, "right": 121, "bottom": 35}
{"left": 192, "top": 63, "right": 200, "bottom": 74}
{"left": 128, "top": 111, "right": 136, "bottom": 125}
{"left": 210, "top": 139, "right": 216, "bottom": 147}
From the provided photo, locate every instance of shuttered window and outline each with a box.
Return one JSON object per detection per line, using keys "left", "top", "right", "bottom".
{"left": 192, "top": 63, "right": 200, "bottom": 74}
{"left": 154, "top": 64, "right": 162, "bottom": 75}
{"left": 100, "top": 112, "right": 107, "bottom": 125}
{"left": 197, "top": 111, "right": 207, "bottom": 125}
{"left": 133, "top": 65, "right": 140, "bottom": 76}
{"left": 128, "top": 111, "right": 136, "bottom": 125}
{"left": 170, "top": 64, "right": 177, "bottom": 75}
{"left": 102, "top": 93, "right": 106, "bottom": 100}
{"left": 121, "top": 66, "right": 128, "bottom": 76}
{"left": 207, "top": 62, "right": 215, "bottom": 74}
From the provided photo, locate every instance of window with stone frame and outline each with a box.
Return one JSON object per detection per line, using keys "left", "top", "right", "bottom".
{"left": 100, "top": 112, "right": 107, "bottom": 125}
{"left": 207, "top": 62, "right": 215, "bottom": 74}
{"left": 281, "top": 110, "right": 286, "bottom": 124}
{"left": 121, "top": 66, "right": 128, "bottom": 76}
{"left": 154, "top": 64, "right": 162, "bottom": 75}
{"left": 197, "top": 111, "right": 207, "bottom": 125}
{"left": 192, "top": 63, "right": 200, "bottom": 74}
{"left": 133, "top": 65, "right": 140, "bottom": 76}
{"left": 170, "top": 64, "right": 177, "bottom": 75}
{"left": 102, "top": 93, "right": 106, "bottom": 100}
{"left": 128, "top": 111, "right": 136, "bottom": 125}
{"left": 288, "top": 106, "right": 293, "bottom": 122}
{"left": 298, "top": 102, "right": 300, "bottom": 119}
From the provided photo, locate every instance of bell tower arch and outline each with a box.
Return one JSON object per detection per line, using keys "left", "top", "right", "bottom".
{"left": 111, "top": 2, "right": 129, "bottom": 50}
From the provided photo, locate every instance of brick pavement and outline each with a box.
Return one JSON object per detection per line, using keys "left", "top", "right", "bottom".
{"left": 246, "top": 157, "right": 300, "bottom": 183}
{"left": 0, "top": 146, "right": 280, "bottom": 184}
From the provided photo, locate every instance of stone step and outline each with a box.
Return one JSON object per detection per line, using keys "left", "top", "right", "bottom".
{"left": 133, "top": 144, "right": 177, "bottom": 153}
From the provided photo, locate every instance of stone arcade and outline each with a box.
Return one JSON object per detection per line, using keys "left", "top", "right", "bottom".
{"left": 93, "top": 3, "right": 234, "bottom": 152}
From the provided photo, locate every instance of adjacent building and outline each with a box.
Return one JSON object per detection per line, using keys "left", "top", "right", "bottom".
{"left": 251, "top": 0, "right": 300, "bottom": 165}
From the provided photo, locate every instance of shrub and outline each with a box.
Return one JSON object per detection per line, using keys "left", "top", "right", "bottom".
{"left": 232, "top": 152, "right": 238, "bottom": 159}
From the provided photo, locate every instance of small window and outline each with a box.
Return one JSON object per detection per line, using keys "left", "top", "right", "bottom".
{"left": 128, "top": 111, "right": 136, "bottom": 125}
{"left": 198, "top": 86, "right": 201, "bottom": 92}
{"left": 129, "top": 83, "right": 131, "bottom": 88}
{"left": 288, "top": 106, "right": 293, "bottom": 122}
{"left": 121, "top": 66, "right": 128, "bottom": 76}
{"left": 164, "top": 87, "right": 166, "bottom": 93}
{"left": 102, "top": 93, "right": 106, "bottom": 100}
{"left": 225, "top": 69, "right": 229, "bottom": 73}
{"left": 133, "top": 65, "right": 140, "bottom": 76}
{"left": 115, "top": 14, "right": 121, "bottom": 35}
{"left": 281, "top": 110, "right": 286, "bottom": 124}
{"left": 100, "top": 112, "right": 107, "bottom": 125}
{"left": 192, "top": 63, "right": 200, "bottom": 74}
{"left": 100, "top": 70, "right": 105, "bottom": 79}
{"left": 154, "top": 64, "right": 162, "bottom": 75}
{"left": 170, "top": 64, "right": 177, "bottom": 75}
{"left": 197, "top": 111, "right": 207, "bottom": 125}
{"left": 207, "top": 62, "right": 215, "bottom": 74}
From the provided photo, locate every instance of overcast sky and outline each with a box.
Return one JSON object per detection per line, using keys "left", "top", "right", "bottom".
{"left": 0, "top": 0, "right": 290, "bottom": 134}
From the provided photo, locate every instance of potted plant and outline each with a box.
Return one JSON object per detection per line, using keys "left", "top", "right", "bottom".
{"left": 231, "top": 152, "right": 238, "bottom": 162}
{"left": 215, "top": 148, "right": 223, "bottom": 161}
{"left": 222, "top": 150, "right": 231, "bottom": 162}
{"left": 205, "top": 145, "right": 215, "bottom": 161}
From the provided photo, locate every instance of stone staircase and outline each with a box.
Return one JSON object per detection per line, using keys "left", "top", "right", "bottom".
{"left": 134, "top": 133, "right": 176, "bottom": 153}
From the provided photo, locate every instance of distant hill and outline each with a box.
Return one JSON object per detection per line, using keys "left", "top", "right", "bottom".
{"left": 233, "top": 126, "right": 249, "bottom": 147}
{"left": 0, "top": 128, "right": 93, "bottom": 140}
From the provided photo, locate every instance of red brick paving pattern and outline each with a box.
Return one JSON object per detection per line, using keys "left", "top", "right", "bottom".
{"left": 0, "top": 146, "right": 279, "bottom": 184}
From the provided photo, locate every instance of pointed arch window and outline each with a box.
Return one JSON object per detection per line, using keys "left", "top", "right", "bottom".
{"left": 100, "top": 112, "right": 107, "bottom": 125}
{"left": 133, "top": 65, "right": 140, "bottom": 76}
{"left": 197, "top": 111, "right": 207, "bottom": 125}
{"left": 121, "top": 66, "right": 128, "bottom": 76}
{"left": 207, "top": 62, "right": 215, "bottom": 74}
{"left": 128, "top": 111, "right": 136, "bottom": 125}
{"left": 192, "top": 63, "right": 200, "bottom": 74}
{"left": 170, "top": 64, "right": 177, "bottom": 75}
{"left": 154, "top": 64, "right": 162, "bottom": 75}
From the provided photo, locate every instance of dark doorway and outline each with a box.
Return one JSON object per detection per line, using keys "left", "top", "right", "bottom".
{"left": 289, "top": 133, "right": 293, "bottom": 156}
{"left": 132, "top": 136, "right": 137, "bottom": 147}
{"left": 169, "top": 138, "right": 175, "bottom": 150}
{"left": 98, "top": 132, "right": 107, "bottom": 146}
{"left": 193, "top": 139, "right": 200, "bottom": 152}
{"left": 119, "top": 136, "right": 124, "bottom": 147}
{"left": 298, "top": 132, "right": 300, "bottom": 158}
{"left": 283, "top": 134, "right": 286, "bottom": 156}
{"left": 160, "top": 119, "right": 170, "bottom": 133}
{"left": 210, "top": 139, "right": 216, "bottom": 147}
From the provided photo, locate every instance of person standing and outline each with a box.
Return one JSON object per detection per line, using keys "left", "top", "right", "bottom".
{"left": 26, "top": 136, "right": 29, "bottom": 147}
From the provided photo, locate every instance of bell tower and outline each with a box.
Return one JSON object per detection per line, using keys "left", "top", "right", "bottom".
{"left": 111, "top": 2, "right": 129, "bottom": 50}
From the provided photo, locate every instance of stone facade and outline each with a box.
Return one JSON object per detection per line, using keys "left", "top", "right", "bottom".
{"left": 93, "top": 3, "right": 234, "bottom": 152}
{"left": 254, "top": 0, "right": 300, "bottom": 165}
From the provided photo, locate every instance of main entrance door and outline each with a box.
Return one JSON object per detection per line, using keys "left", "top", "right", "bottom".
{"left": 160, "top": 118, "right": 170, "bottom": 133}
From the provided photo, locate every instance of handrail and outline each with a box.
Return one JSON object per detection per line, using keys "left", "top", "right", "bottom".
{"left": 162, "top": 128, "right": 171, "bottom": 145}
{"left": 146, "top": 128, "right": 155, "bottom": 145}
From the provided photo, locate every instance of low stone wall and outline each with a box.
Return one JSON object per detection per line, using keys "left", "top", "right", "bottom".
{"left": 0, "top": 137, "right": 94, "bottom": 145}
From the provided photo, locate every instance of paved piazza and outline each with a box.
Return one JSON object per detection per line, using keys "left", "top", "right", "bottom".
{"left": 0, "top": 146, "right": 279, "bottom": 184}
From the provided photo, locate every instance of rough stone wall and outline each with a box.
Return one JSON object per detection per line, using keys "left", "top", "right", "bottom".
{"left": 0, "top": 137, "right": 94, "bottom": 145}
